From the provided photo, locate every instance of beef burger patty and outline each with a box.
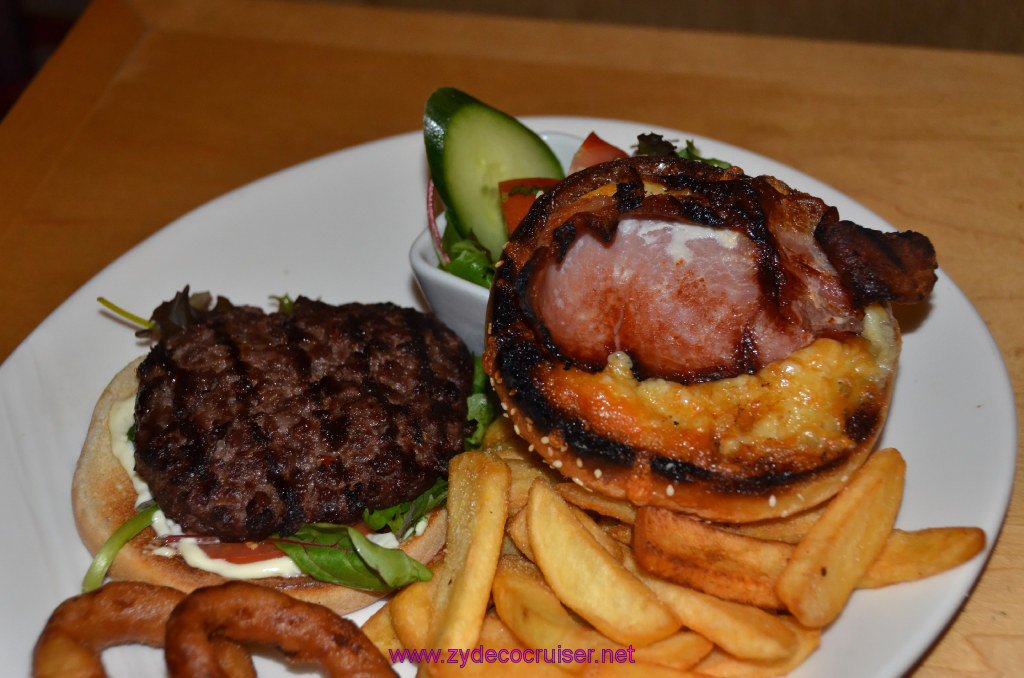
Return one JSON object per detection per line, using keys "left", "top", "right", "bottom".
{"left": 133, "top": 297, "right": 473, "bottom": 542}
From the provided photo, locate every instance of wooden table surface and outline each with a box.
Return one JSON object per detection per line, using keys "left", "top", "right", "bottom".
{"left": 2, "top": 0, "right": 1021, "bottom": 674}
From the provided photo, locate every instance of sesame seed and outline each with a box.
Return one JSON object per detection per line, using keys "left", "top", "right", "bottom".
{"left": 666, "top": 484, "right": 675, "bottom": 497}
{"left": 513, "top": 424, "right": 521, "bottom": 435}
{"left": 552, "top": 460, "right": 563, "bottom": 468}
{"left": 573, "top": 477, "right": 584, "bottom": 486}
{"left": 540, "top": 436, "right": 550, "bottom": 445}
{"left": 527, "top": 444, "right": 535, "bottom": 452}
{"left": 594, "top": 469, "right": 603, "bottom": 479}
{"left": 575, "top": 458, "right": 583, "bottom": 468}
{"left": 769, "top": 494, "right": 777, "bottom": 507}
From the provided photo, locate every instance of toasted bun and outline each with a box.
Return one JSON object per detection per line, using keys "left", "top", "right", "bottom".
{"left": 73, "top": 358, "right": 447, "bottom": 614}
{"left": 484, "top": 156, "right": 905, "bottom": 523}
{"left": 489, "top": 333, "right": 896, "bottom": 524}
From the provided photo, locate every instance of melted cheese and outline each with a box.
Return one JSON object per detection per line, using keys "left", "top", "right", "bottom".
{"left": 540, "top": 305, "right": 897, "bottom": 469}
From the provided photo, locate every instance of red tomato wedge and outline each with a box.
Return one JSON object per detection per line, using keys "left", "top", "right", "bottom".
{"left": 499, "top": 177, "right": 561, "bottom": 234}
{"left": 199, "top": 541, "right": 287, "bottom": 565}
{"left": 568, "top": 132, "right": 628, "bottom": 174}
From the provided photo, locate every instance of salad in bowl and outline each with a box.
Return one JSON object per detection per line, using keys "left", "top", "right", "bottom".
{"left": 409, "top": 87, "right": 725, "bottom": 354}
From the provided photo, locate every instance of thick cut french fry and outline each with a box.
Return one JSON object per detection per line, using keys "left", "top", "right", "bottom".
{"left": 492, "top": 554, "right": 614, "bottom": 673}
{"left": 692, "top": 615, "right": 821, "bottom": 678}
{"left": 567, "top": 504, "right": 626, "bottom": 562}
{"left": 601, "top": 521, "right": 633, "bottom": 546}
{"left": 622, "top": 552, "right": 797, "bottom": 662}
{"left": 428, "top": 451, "right": 511, "bottom": 654}
{"left": 776, "top": 447, "right": 906, "bottom": 627}
{"left": 526, "top": 481, "right": 682, "bottom": 646}
{"left": 506, "top": 507, "right": 534, "bottom": 561}
{"left": 481, "top": 416, "right": 534, "bottom": 461}
{"left": 859, "top": 526, "right": 986, "bottom": 588}
{"left": 494, "top": 554, "right": 710, "bottom": 673}
{"left": 391, "top": 572, "right": 438, "bottom": 651}
{"left": 634, "top": 506, "right": 791, "bottom": 610}
{"left": 633, "top": 631, "right": 714, "bottom": 671}
{"left": 582, "top": 660, "right": 702, "bottom": 678}
{"left": 429, "top": 612, "right": 574, "bottom": 677}
{"left": 362, "top": 600, "right": 402, "bottom": 655}
{"left": 715, "top": 505, "right": 826, "bottom": 544}
{"left": 556, "top": 482, "right": 638, "bottom": 524}
{"left": 507, "top": 458, "right": 562, "bottom": 514}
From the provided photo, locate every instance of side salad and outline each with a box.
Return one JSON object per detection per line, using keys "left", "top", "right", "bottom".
{"left": 423, "top": 87, "right": 730, "bottom": 289}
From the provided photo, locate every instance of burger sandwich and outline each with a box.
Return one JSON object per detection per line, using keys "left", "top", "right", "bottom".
{"left": 484, "top": 150, "right": 937, "bottom": 524}
{"left": 74, "top": 290, "right": 478, "bottom": 613}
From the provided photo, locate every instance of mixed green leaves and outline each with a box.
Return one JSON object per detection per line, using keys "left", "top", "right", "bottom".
{"left": 465, "top": 355, "right": 497, "bottom": 449}
{"left": 270, "top": 524, "right": 432, "bottom": 591}
{"left": 97, "top": 286, "right": 231, "bottom": 340}
{"left": 363, "top": 477, "right": 448, "bottom": 539}
{"left": 439, "top": 231, "right": 495, "bottom": 289}
{"left": 636, "top": 132, "right": 732, "bottom": 168}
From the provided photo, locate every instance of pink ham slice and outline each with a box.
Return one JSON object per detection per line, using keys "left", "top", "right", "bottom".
{"left": 531, "top": 217, "right": 819, "bottom": 381}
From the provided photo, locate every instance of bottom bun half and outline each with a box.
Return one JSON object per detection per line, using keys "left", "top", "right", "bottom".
{"left": 72, "top": 358, "right": 447, "bottom": 615}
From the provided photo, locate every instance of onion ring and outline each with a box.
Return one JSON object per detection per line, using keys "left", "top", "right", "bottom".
{"left": 164, "top": 581, "right": 395, "bottom": 678}
{"left": 32, "top": 581, "right": 254, "bottom": 678}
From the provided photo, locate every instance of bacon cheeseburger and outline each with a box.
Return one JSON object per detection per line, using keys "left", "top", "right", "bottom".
{"left": 74, "top": 293, "right": 472, "bottom": 613}
{"left": 483, "top": 155, "right": 937, "bottom": 523}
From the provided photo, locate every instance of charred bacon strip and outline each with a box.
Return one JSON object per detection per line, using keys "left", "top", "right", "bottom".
{"left": 815, "top": 219, "right": 938, "bottom": 305}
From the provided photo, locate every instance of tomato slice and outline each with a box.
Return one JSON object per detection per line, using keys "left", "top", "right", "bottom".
{"left": 568, "top": 132, "right": 628, "bottom": 174}
{"left": 199, "top": 540, "right": 286, "bottom": 565}
{"left": 499, "top": 177, "right": 561, "bottom": 234}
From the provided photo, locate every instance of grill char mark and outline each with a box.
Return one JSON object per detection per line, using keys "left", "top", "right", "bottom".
{"left": 133, "top": 299, "right": 473, "bottom": 542}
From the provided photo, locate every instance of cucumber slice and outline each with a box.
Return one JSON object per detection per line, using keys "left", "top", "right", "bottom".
{"left": 424, "top": 88, "right": 564, "bottom": 261}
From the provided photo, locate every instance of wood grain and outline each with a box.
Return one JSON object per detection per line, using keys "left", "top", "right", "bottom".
{"left": 1, "top": 0, "right": 1021, "bottom": 674}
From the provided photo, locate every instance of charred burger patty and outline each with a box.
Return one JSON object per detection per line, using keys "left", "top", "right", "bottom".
{"left": 134, "top": 297, "right": 473, "bottom": 543}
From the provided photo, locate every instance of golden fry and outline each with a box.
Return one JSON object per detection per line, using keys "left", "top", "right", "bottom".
{"left": 623, "top": 552, "right": 796, "bottom": 662}
{"left": 390, "top": 570, "right": 438, "bottom": 651}
{"left": 556, "top": 482, "right": 638, "bottom": 524}
{"left": 507, "top": 458, "right": 561, "bottom": 514}
{"left": 601, "top": 521, "right": 633, "bottom": 546}
{"left": 526, "top": 481, "right": 682, "bottom": 646}
{"left": 481, "top": 416, "right": 534, "bottom": 461}
{"left": 776, "top": 447, "right": 906, "bottom": 627}
{"left": 633, "top": 631, "right": 714, "bottom": 671}
{"left": 859, "top": 526, "right": 986, "bottom": 588}
{"left": 633, "top": 506, "right": 791, "bottom": 610}
{"left": 362, "top": 601, "right": 402, "bottom": 655}
{"left": 492, "top": 554, "right": 614, "bottom": 673}
{"left": 428, "top": 451, "right": 511, "bottom": 654}
{"left": 429, "top": 612, "right": 573, "bottom": 677}
{"left": 582, "top": 659, "right": 703, "bottom": 678}
{"left": 567, "top": 504, "right": 626, "bottom": 562}
{"left": 506, "top": 507, "right": 534, "bottom": 561}
{"left": 692, "top": 615, "right": 821, "bottom": 678}
{"left": 715, "top": 506, "right": 826, "bottom": 544}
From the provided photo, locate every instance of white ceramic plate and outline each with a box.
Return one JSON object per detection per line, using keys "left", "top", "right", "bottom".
{"left": 2, "top": 117, "right": 1014, "bottom": 677}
